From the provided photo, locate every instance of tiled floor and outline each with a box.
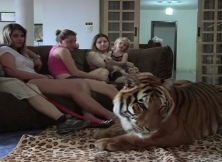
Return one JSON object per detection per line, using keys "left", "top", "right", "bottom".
{"left": 0, "top": 71, "right": 196, "bottom": 159}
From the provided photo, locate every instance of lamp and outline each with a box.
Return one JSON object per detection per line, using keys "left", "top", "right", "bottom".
{"left": 165, "top": 3, "right": 173, "bottom": 15}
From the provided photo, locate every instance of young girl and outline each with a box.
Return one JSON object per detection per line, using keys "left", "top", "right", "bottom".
{"left": 108, "top": 37, "right": 134, "bottom": 71}
{"left": 108, "top": 37, "right": 153, "bottom": 82}
{"left": 106, "top": 37, "right": 141, "bottom": 82}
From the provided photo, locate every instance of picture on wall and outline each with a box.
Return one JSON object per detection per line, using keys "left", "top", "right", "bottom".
{"left": 34, "top": 23, "right": 43, "bottom": 42}
{"left": 0, "top": 12, "right": 15, "bottom": 22}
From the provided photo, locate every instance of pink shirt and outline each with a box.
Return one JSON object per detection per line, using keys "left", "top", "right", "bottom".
{"left": 48, "top": 46, "right": 70, "bottom": 77}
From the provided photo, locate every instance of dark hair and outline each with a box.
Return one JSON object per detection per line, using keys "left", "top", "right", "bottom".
{"left": 147, "top": 39, "right": 162, "bottom": 48}
{"left": 55, "top": 29, "right": 77, "bottom": 42}
{"left": 91, "top": 33, "right": 110, "bottom": 52}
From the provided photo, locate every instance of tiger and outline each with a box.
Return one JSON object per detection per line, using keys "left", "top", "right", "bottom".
{"left": 93, "top": 74, "right": 222, "bottom": 151}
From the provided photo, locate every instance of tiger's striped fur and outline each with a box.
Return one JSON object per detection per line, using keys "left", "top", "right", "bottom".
{"left": 94, "top": 75, "right": 222, "bottom": 151}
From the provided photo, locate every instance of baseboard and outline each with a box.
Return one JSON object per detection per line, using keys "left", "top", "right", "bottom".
{"left": 175, "top": 69, "right": 196, "bottom": 75}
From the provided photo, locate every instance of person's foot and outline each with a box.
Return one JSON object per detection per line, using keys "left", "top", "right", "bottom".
{"left": 90, "top": 118, "right": 115, "bottom": 128}
{"left": 83, "top": 113, "right": 102, "bottom": 122}
{"left": 57, "top": 116, "right": 91, "bottom": 134}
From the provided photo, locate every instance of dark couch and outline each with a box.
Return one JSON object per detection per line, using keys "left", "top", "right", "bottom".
{"left": 0, "top": 46, "right": 173, "bottom": 132}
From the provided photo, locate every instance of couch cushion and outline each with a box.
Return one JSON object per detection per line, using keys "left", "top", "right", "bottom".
{"left": 28, "top": 46, "right": 52, "bottom": 74}
{"left": 130, "top": 46, "right": 173, "bottom": 79}
{"left": 27, "top": 45, "right": 173, "bottom": 79}
{"left": 70, "top": 49, "right": 90, "bottom": 72}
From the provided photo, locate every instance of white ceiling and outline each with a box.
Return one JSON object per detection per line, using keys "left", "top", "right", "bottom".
{"left": 141, "top": 0, "right": 198, "bottom": 10}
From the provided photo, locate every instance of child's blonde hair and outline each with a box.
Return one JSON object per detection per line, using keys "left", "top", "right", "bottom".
{"left": 113, "top": 37, "right": 131, "bottom": 52}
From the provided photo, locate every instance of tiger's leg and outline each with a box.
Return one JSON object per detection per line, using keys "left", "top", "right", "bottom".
{"left": 95, "top": 117, "right": 191, "bottom": 151}
{"left": 93, "top": 119, "right": 125, "bottom": 139}
{"left": 95, "top": 128, "right": 192, "bottom": 151}
{"left": 95, "top": 134, "right": 140, "bottom": 151}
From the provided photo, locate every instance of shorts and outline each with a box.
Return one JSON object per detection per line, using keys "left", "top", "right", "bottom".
{"left": 108, "top": 71, "right": 122, "bottom": 81}
{"left": 0, "top": 77, "right": 41, "bottom": 100}
{"left": 66, "top": 76, "right": 79, "bottom": 79}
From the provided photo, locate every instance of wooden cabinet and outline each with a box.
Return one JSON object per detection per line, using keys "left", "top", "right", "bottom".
{"left": 100, "top": 0, "right": 140, "bottom": 48}
{"left": 197, "top": 0, "right": 222, "bottom": 84}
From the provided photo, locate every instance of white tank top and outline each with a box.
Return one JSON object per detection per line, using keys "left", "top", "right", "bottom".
{"left": 0, "top": 46, "right": 36, "bottom": 73}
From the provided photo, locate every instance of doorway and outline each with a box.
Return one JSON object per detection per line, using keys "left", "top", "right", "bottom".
{"left": 151, "top": 21, "right": 177, "bottom": 71}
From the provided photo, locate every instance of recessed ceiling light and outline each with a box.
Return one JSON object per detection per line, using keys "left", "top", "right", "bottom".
{"left": 158, "top": 0, "right": 180, "bottom": 4}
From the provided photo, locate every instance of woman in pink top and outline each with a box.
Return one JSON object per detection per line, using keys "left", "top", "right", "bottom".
{"left": 48, "top": 29, "right": 118, "bottom": 120}
{"left": 48, "top": 30, "right": 108, "bottom": 80}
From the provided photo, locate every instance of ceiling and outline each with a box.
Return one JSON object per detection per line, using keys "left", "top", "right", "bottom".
{"left": 140, "top": 0, "right": 198, "bottom": 10}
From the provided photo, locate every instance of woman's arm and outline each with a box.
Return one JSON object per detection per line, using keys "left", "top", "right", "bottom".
{"left": 26, "top": 49, "right": 40, "bottom": 60}
{"left": 0, "top": 53, "right": 48, "bottom": 80}
{"left": 87, "top": 51, "right": 107, "bottom": 68}
{"left": 55, "top": 48, "right": 104, "bottom": 80}
{"left": 26, "top": 49, "right": 42, "bottom": 72}
{"left": 111, "top": 53, "right": 128, "bottom": 66}
{"left": 107, "top": 51, "right": 112, "bottom": 57}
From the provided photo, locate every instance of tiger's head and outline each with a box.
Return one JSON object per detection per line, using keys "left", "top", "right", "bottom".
{"left": 113, "top": 74, "right": 174, "bottom": 138}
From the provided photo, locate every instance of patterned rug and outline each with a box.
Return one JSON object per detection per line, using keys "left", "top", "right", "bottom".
{"left": 1, "top": 127, "right": 222, "bottom": 162}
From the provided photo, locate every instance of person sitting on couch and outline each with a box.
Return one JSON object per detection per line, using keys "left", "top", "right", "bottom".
{"left": 0, "top": 76, "right": 90, "bottom": 134}
{"left": 48, "top": 29, "right": 111, "bottom": 82}
{"left": 0, "top": 23, "right": 116, "bottom": 127}
{"left": 86, "top": 33, "right": 110, "bottom": 77}
{"left": 47, "top": 29, "right": 118, "bottom": 100}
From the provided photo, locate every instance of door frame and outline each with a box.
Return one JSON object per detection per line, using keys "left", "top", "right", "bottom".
{"left": 151, "top": 21, "right": 178, "bottom": 71}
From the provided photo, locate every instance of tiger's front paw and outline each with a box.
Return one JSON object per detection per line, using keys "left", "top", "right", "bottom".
{"left": 93, "top": 130, "right": 107, "bottom": 139}
{"left": 94, "top": 138, "right": 124, "bottom": 151}
{"left": 93, "top": 120, "right": 125, "bottom": 139}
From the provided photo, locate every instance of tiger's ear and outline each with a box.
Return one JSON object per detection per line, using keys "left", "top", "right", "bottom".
{"left": 162, "top": 78, "right": 174, "bottom": 89}
{"left": 124, "top": 74, "right": 140, "bottom": 89}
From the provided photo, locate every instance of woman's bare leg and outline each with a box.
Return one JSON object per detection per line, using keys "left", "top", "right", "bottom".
{"left": 73, "top": 80, "right": 102, "bottom": 120}
{"left": 114, "top": 76, "right": 127, "bottom": 83}
{"left": 82, "top": 111, "right": 101, "bottom": 120}
{"left": 0, "top": 77, "right": 64, "bottom": 120}
{"left": 27, "top": 95, "right": 64, "bottom": 120}
{"left": 89, "top": 68, "right": 109, "bottom": 83}
{"left": 28, "top": 79, "right": 115, "bottom": 120}
{"left": 84, "top": 79, "right": 118, "bottom": 99}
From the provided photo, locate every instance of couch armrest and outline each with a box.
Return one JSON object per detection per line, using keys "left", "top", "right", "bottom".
{"left": 152, "top": 46, "right": 173, "bottom": 79}
{"left": 129, "top": 46, "right": 173, "bottom": 80}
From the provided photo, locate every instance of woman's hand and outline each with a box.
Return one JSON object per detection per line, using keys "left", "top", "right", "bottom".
{"left": 44, "top": 75, "right": 54, "bottom": 79}
{"left": 33, "top": 59, "right": 42, "bottom": 72}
